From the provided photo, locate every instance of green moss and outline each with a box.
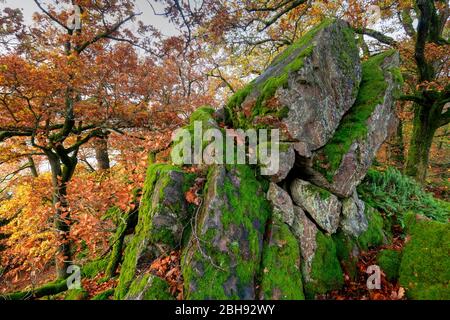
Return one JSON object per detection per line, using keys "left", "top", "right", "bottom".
{"left": 333, "top": 231, "right": 359, "bottom": 280}
{"left": 0, "top": 279, "right": 68, "bottom": 300}
{"left": 91, "top": 289, "right": 114, "bottom": 300}
{"left": 272, "top": 18, "right": 333, "bottom": 64}
{"left": 305, "top": 231, "right": 344, "bottom": 299}
{"left": 357, "top": 206, "right": 387, "bottom": 250}
{"left": 306, "top": 183, "right": 332, "bottom": 200}
{"left": 358, "top": 168, "right": 449, "bottom": 225}
{"left": 115, "top": 163, "right": 185, "bottom": 300}
{"left": 64, "top": 288, "right": 88, "bottom": 300}
{"left": 81, "top": 258, "right": 109, "bottom": 279}
{"left": 189, "top": 106, "right": 215, "bottom": 123}
{"left": 377, "top": 249, "right": 402, "bottom": 282}
{"left": 259, "top": 219, "right": 305, "bottom": 300}
{"left": 314, "top": 50, "right": 398, "bottom": 182}
{"left": 182, "top": 165, "right": 272, "bottom": 300}
{"left": 399, "top": 218, "right": 450, "bottom": 300}
{"left": 226, "top": 20, "right": 335, "bottom": 128}
{"left": 143, "top": 277, "right": 174, "bottom": 300}
{"left": 126, "top": 274, "right": 174, "bottom": 300}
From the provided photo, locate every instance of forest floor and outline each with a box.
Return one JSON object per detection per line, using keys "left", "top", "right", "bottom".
{"left": 324, "top": 225, "right": 406, "bottom": 300}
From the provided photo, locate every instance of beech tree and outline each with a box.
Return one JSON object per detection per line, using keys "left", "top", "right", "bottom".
{"left": 0, "top": 0, "right": 147, "bottom": 278}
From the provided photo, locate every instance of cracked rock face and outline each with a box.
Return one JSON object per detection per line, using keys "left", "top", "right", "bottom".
{"left": 340, "top": 191, "right": 368, "bottom": 238}
{"left": 291, "top": 206, "right": 318, "bottom": 281}
{"left": 226, "top": 20, "right": 362, "bottom": 157}
{"left": 262, "top": 143, "right": 296, "bottom": 183}
{"left": 304, "top": 51, "right": 401, "bottom": 197}
{"left": 290, "top": 179, "right": 341, "bottom": 234}
{"left": 182, "top": 165, "right": 271, "bottom": 300}
{"left": 279, "top": 20, "right": 362, "bottom": 156}
{"left": 267, "top": 182, "right": 295, "bottom": 226}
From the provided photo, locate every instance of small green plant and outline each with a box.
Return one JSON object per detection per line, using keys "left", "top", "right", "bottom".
{"left": 358, "top": 167, "right": 449, "bottom": 225}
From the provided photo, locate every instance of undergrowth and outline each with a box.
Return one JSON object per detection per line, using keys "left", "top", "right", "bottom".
{"left": 358, "top": 167, "right": 449, "bottom": 225}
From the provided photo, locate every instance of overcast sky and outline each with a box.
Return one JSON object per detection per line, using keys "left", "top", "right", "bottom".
{"left": 1, "top": 0, "right": 179, "bottom": 36}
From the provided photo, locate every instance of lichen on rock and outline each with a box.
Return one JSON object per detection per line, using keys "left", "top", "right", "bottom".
{"left": 258, "top": 218, "right": 305, "bottom": 300}
{"left": 307, "top": 50, "right": 402, "bottom": 197}
{"left": 226, "top": 19, "right": 362, "bottom": 158}
{"left": 182, "top": 165, "right": 271, "bottom": 300}
{"left": 115, "top": 163, "right": 194, "bottom": 299}
{"left": 290, "top": 178, "right": 341, "bottom": 234}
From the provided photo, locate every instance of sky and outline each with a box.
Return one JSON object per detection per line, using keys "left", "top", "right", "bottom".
{"left": 1, "top": 0, "right": 179, "bottom": 36}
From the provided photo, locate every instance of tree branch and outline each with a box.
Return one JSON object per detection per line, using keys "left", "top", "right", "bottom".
{"left": 354, "top": 27, "right": 397, "bottom": 46}
{"left": 75, "top": 13, "right": 141, "bottom": 54}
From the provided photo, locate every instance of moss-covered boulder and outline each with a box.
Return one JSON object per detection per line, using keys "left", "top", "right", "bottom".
{"left": 304, "top": 50, "right": 402, "bottom": 197}
{"left": 290, "top": 179, "right": 341, "bottom": 234}
{"left": 125, "top": 274, "right": 174, "bottom": 300}
{"left": 182, "top": 165, "right": 271, "bottom": 300}
{"left": 399, "top": 215, "right": 450, "bottom": 300}
{"left": 226, "top": 19, "right": 361, "bottom": 158}
{"left": 115, "top": 164, "right": 194, "bottom": 299}
{"left": 291, "top": 206, "right": 343, "bottom": 299}
{"left": 259, "top": 218, "right": 305, "bottom": 300}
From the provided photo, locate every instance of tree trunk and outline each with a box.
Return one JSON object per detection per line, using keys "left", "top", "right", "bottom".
{"left": 387, "top": 119, "right": 405, "bottom": 169}
{"left": 95, "top": 137, "right": 110, "bottom": 170}
{"left": 27, "top": 156, "right": 39, "bottom": 177}
{"left": 405, "top": 104, "right": 439, "bottom": 183}
{"left": 47, "top": 154, "right": 74, "bottom": 279}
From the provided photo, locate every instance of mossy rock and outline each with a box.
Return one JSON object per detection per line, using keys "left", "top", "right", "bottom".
{"left": 125, "top": 274, "right": 174, "bottom": 300}
{"left": 225, "top": 20, "right": 361, "bottom": 161}
{"left": 182, "top": 165, "right": 271, "bottom": 300}
{"left": 333, "top": 231, "right": 360, "bottom": 280}
{"left": 304, "top": 231, "right": 344, "bottom": 299}
{"left": 91, "top": 289, "right": 114, "bottom": 300}
{"left": 377, "top": 249, "right": 402, "bottom": 282}
{"left": 308, "top": 50, "right": 401, "bottom": 198}
{"left": 259, "top": 218, "right": 305, "bottom": 300}
{"left": 399, "top": 215, "right": 450, "bottom": 300}
{"left": 289, "top": 206, "right": 343, "bottom": 298}
{"left": 115, "top": 163, "right": 195, "bottom": 300}
{"left": 333, "top": 205, "right": 391, "bottom": 280}
{"left": 64, "top": 288, "right": 89, "bottom": 300}
{"left": 357, "top": 206, "right": 390, "bottom": 251}
{"left": 81, "top": 258, "right": 109, "bottom": 279}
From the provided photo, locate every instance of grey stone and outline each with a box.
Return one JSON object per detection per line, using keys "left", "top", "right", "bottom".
{"left": 290, "top": 179, "right": 341, "bottom": 234}
{"left": 340, "top": 191, "right": 368, "bottom": 237}
{"left": 267, "top": 182, "right": 295, "bottom": 226}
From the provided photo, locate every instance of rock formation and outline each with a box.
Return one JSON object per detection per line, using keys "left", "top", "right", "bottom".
{"left": 114, "top": 19, "right": 405, "bottom": 300}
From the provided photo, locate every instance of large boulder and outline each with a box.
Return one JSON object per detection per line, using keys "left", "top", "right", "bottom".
{"left": 226, "top": 19, "right": 361, "bottom": 157}
{"left": 302, "top": 50, "right": 402, "bottom": 197}
{"left": 290, "top": 179, "right": 341, "bottom": 234}
{"left": 182, "top": 165, "right": 271, "bottom": 300}
{"left": 124, "top": 274, "right": 174, "bottom": 300}
{"left": 115, "top": 164, "right": 194, "bottom": 299}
